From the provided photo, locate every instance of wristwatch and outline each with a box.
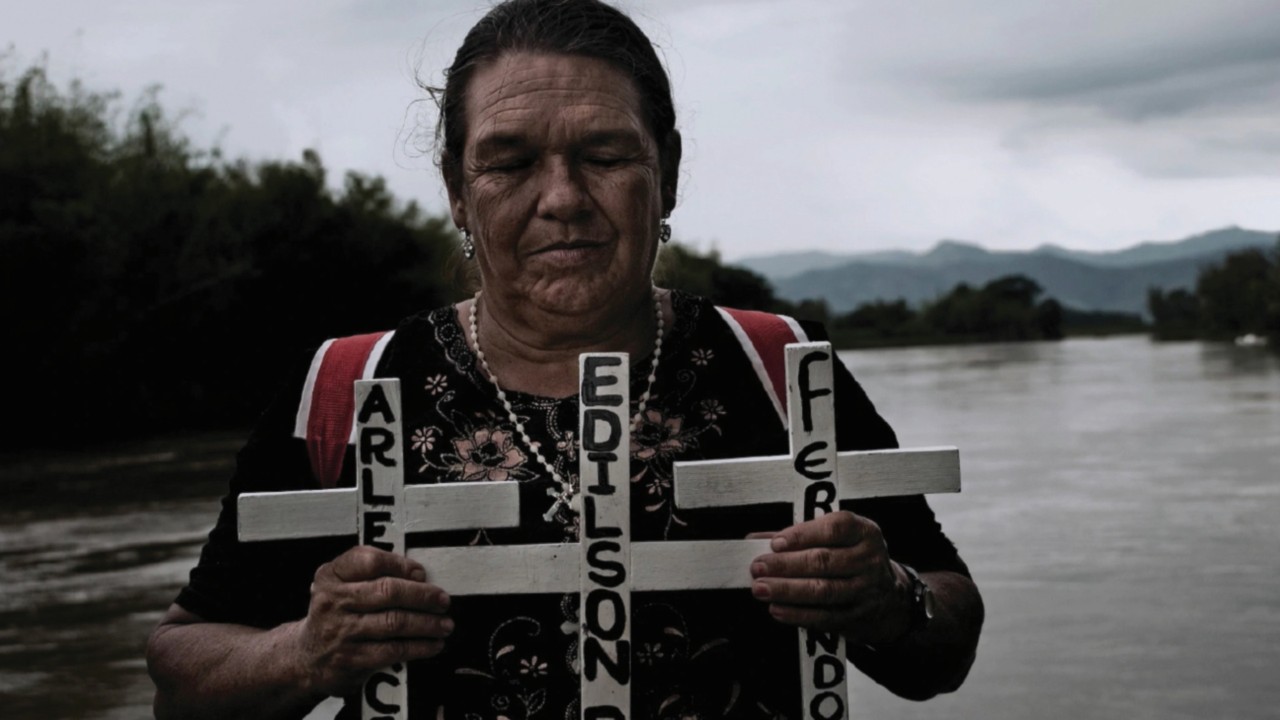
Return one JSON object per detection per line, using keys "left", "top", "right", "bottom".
{"left": 900, "top": 563, "right": 935, "bottom": 632}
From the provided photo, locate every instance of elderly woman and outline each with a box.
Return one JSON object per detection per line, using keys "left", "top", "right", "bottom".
{"left": 146, "top": 0, "right": 983, "bottom": 718}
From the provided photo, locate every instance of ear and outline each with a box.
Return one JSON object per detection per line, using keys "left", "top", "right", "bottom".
{"left": 659, "top": 129, "right": 683, "bottom": 217}
{"left": 443, "top": 161, "right": 469, "bottom": 231}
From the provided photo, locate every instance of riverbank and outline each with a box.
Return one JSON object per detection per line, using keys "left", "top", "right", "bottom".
{"left": 831, "top": 327, "right": 1150, "bottom": 350}
{"left": 0, "top": 430, "right": 246, "bottom": 718}
{"left": 2, "top": 430, "right": 244, "bottom": 516}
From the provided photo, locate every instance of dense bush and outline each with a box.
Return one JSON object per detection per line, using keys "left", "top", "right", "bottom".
{"left": 1197, "top": 248, "right": 1275, "bottom": 340}
{"left": 1148, "top": 242, "right": 1280, "bottom": 346}
{"left": 654, "top": 242, "right": 780, "bottom": 311}
{"left": 1, "top": 64, "right": 462, "bottom": 448}
{"left": 828, "top": 275, "right": 1063, "bottom": 346}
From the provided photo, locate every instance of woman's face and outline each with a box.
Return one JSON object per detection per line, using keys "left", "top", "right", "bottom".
{"left": 447, "top": 52, "right": 669, "bottom": 319}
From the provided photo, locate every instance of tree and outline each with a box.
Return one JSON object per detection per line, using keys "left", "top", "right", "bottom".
{"left": 834, "top": 300, "right": 916, "bottom": 339}
{"left": 0, "top": 61, "right": 463, "bottom": 448}
{"left": 920, "top": 275, "right": 1060, "bottom": 341}
{"left": 1267, "top": 239, "right": 1280, "bottom": 348}
{"left": 654, "top": 242, "right": 784, "bottom": 313}
{"left": 1147, "top": 287, "right": 1201, "bottom": 341}
{"left": 1196, "top": 248, "right": 1273, "bottom": 340}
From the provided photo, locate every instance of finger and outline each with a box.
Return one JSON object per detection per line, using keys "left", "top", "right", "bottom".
{"left": 350, "top": 609, "right": 455, "bottom": 642}
{"left": 325, "top": 546, "right": 426, "bottom": 584}
{"left": 766, "top": 602, "right": 866, "bottom": 633}
{"left": 342, "top": 577, "right": 451, "bottom": 614}
{"left": 770, "top": 512, "right": 873, "bottom": 552}
{"left": 751, "top": 545, "right": 875, "bottom": 579}
{"left": 746, "top": 531, "right": 779, "bottom": 540}
{"left": 752, "top": 576, "right": 866, "bottom": 607}
{"left": 348, "top": 638, "right": 449, "bottom": 670}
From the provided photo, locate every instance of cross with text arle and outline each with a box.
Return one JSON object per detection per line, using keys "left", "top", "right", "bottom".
{"left": 236, "top": 379, "right": 520, "bottom": 720}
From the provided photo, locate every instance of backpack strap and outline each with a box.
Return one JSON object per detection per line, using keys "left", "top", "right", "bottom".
{"left": 292, "top": 330, "right": 395, "bottom": 488}
{"left": 715, "top": 307, "right": 809, "bottom": 429}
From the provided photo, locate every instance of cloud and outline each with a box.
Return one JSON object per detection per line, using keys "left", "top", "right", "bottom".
{"left": 892, "top": 5, "right": 1280, "bottom": 108}
{"left": 811, "top": 1, "right": 1280, "bottom": 180}
{"left": 5, "top": 0, "right": 1280, "bottom": 256}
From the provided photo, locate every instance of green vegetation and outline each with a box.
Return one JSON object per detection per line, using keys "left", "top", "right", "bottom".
{"left": 1059, "top": 308, "right": 1149, "bottom": 337}
{"left": 654, "top": 242, "right": 782, "bottom": 312}
{"left": 826, "top": 275, "right": 1064, "bottom": 347}
{"left": 657, "top": 244, "right": 1070, "bottom": 347}
{"left": 1147, "top": 288, "right": 1201, "bottom": 341}
{"left": 652, "top": 242, "right": 833, "bottom": 323}
{"left": 1148, "top": 243, "right": 1280, "bottom": 347}
{"left": 2, "top": 63, "right": 463, "bottom": 448}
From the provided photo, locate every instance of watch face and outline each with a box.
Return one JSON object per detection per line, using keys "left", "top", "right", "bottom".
{"left": 922, "top": 585, "right": 936, "bottom": 621}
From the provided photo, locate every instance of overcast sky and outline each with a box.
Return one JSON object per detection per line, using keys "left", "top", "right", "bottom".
{"left": 8, "top": 0, "right": 1280, "bottom": 259}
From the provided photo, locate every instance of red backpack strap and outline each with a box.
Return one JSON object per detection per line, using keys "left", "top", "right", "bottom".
{"left": 292, "top": 330, "right": 395, "bottom": 488}
{"left": 715, "top": 307, "right": 809, "bottom": 429}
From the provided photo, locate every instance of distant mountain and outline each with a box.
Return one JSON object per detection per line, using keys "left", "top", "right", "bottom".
{"left": 1031, "top": 227, "right": 1276, "bottom": 268}
{"left": 737, "top": 249, "right": 913, "bottom": 278}
{"left": 755, "top": 227, "right": 1277, "bottom": 316}
{"left": 740, "top": 226, "right": 1277, "bottom": 280}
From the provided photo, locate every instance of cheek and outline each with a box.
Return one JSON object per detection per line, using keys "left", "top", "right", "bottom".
{"left": 468, "top": 179, "right": 530, "bottom": 240}
{"left": 596, "top": 168, "right": 662, "bottom": 227}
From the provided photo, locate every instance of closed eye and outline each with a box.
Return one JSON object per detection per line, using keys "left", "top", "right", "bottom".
{"left": 484, "top": 156, "right": 534, "bottom": 172}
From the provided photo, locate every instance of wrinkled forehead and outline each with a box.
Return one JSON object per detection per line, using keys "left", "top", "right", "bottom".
{"left": 462, "top": 52, "right": 651, "bottom": 151}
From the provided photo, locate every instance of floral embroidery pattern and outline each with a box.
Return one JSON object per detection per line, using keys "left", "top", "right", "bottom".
{"left": 633, "top": 407, "right": 691, "bottom": 461}
{"left": 452, "top": 617, "right": 555, "bottom": 720}
{"left": 411, "top": 426, "right": 439, "bottom": 454}
{"left": 696, "top": 398, "right": 726, "bottom": 422}
{"left": 519, "top": 656, "right": 548, "bottom": 677}
{"left": 691, "top": 348, "right": 714, "bottom": 366}
{"left": 629, "top": 391, "right": 726, "bottom": 533}
{"left": 555, "top": 430, "right": 578, "bottom": 462}
{"left": 642, "top": 474, "right": 672, "bottom": 497}
{"left": 447, "top": 426, "right": 532, "bottom": 482}
{"left": 637, "top": 641, "right": 667, "bottom": 666}
{"left": 634, "top": 603, "right": 751, "bottom": 720}
{"left": 425, "top": 373, "right": 449, "bottom": 395}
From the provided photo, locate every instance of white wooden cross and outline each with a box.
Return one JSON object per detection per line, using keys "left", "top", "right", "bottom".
{"left": 672, "top": 342, "right": 961, "bottom": 720}
{"left": 239, "top": 346, "right": 960, "bottom": 720}
{"left": 237, "top": 379, "right": 521, "bottom": 720}
{"left": 413, "top": 353, "right": 775, "bottom": 720}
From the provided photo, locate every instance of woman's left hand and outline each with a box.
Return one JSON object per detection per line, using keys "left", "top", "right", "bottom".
{"left": 750, "top": 510, "right": 912, "bottom": 645}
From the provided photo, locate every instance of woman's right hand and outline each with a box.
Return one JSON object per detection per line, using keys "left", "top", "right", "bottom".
{"left": 290, "top": 545, "right": 453, "bottom": 697}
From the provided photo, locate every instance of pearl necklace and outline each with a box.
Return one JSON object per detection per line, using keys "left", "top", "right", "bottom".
{"left": 469, "top": 288, "right": 664, "bottom": 521}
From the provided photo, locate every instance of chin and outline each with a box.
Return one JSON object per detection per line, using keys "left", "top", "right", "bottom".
{"left": 532, "top": 275, "right": 648, "bottom": 317}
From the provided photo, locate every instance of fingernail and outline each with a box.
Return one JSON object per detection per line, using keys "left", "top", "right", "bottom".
{"left": 771, "top": 536, "right": 788, "bottom": 552}
{"left": 751, "top": 562, "right": 767, "bottom": 577}
{"left": 441, "top": 618, "right": 455, "bottom": 636}
{"left": 438, "top": 591, "right": 451, "bottom": 610}
{"left": 410, "top": 567, "right": 427, "bottom": 582}
{"left": 752, "top": 581, "right": 771, "bottom": 600}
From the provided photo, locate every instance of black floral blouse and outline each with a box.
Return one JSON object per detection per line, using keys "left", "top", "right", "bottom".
{"left": 177, "top": 291, "right": 969, "bottom": 720}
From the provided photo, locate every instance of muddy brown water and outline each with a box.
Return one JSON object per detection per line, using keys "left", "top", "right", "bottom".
{"left": 2, "top": 337, "right": 1277, "bottom": 719}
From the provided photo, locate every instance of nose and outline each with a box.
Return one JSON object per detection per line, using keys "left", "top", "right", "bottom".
{"left": 536, "top": 156, "right": 591, "bottom": 222}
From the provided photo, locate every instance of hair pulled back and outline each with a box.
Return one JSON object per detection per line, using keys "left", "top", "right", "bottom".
{"left": 434, "top": 0, "right": 678, "bottom": 192}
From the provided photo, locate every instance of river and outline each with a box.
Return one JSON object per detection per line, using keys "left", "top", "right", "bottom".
{"left": 1, "top": 336, "right": 1277, "bottom": 719}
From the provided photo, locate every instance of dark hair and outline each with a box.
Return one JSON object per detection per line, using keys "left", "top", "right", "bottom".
{"left": 432, "top": 0, "right": 679, "bottom": 204}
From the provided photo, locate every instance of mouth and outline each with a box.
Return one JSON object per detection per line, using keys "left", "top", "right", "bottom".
{"left": 534, "top": 239, "right": 606, "bottom": 254}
